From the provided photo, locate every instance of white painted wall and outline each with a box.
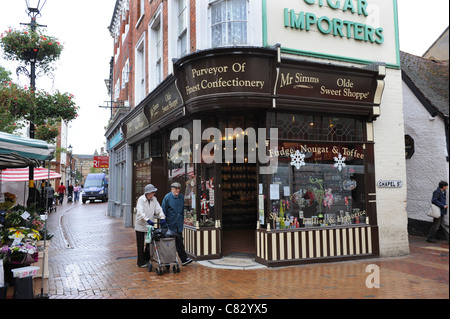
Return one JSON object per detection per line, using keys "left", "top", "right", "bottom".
{"left": 372, "top": 69, "right": 409, "bottom": 257}
{"left": 403, "top": 82, "right": 449, "bottom": 227}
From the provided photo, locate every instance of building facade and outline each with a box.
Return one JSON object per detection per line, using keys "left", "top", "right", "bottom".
{"left": 106, "top": 0, "right": 409, "bottom": 266}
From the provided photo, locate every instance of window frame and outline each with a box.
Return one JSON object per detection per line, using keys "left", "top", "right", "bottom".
{"left": 209, "top": 0, "right": 248, "bottom": 48}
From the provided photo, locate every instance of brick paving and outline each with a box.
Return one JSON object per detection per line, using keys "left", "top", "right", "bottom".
{"left": 8, "top": 201, "right": 447, "bottom": 301}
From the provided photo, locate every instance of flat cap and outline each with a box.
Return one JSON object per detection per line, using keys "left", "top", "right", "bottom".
{"left": 170, "top": 182, "right": 181, "bottom": 189}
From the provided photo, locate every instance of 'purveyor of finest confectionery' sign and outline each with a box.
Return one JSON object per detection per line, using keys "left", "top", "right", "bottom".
{"left": 263, "top": 0, "right": 400, "bottom": 68}
{"left": 177, "top": 53, "right": 274, "bottom": 103}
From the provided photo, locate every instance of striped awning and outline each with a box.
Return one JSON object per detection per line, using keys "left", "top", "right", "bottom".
{"left": 0, "top": 167, "right": 61, "bottom": 182}
{"left": 0, "top": 131, "right": 55, "bottom": 169}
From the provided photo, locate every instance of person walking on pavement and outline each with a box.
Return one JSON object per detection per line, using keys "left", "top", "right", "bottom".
{"left": 161, "top": 182, "right": 193, "bottom": 266}
{"left": 135, "top": 184, "right": 166, "bottom": 267}
{"left": 57, "top": 183, "right": 66, "bottom": 205}
{"left": 45, "top": 182, "right": 55, "bottom": 211}
{"left": 427, "top": 181, "right": 449, "bottom": 243}
{"left": 73, "top": 183, "right": 81, "bottom": 202}
{"left": 67, "top": 183, "right": 74, "bottom": 203}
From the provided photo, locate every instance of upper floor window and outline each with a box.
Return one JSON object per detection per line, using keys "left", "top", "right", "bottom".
{"left": 177, "top": 0, "right": 188, "bottom": 56}
{"left": 138, "top": 0, "right": 145, "bottom": 18}
{"left": 149, "top": 10, "right": 163, "bottom": 90}
{"left": 135, "top": 35, "right": 146, "bottom": 104}
{"left": 210, "top": 0, "right": 247, "bottom": 47}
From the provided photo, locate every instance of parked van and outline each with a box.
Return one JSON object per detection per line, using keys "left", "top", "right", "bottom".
{"left": 82, "top": 173, "right": 108, "bottom": 203}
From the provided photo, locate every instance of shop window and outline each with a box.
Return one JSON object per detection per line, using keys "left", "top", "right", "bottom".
{"left": 265, "top": 142, "right": 366, "bottom": 229}
{"left": 167, "top": 122, "right": 198, "bottom": 226}
{"left": 210, "top": 0, "right": 247, "bottom": 47}
{"left": 150, "top": 135, "right": 162, "bottom": 157}
{"left": 268, "top": 112, "right": 364, "bottom": 142}
{"left": 134, "top": 141, "right": 151, "bottom": 205}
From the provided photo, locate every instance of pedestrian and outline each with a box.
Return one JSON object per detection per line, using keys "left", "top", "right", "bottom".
{"left": 74, "top": 183, "right": 81, "bottom": 202}
{"left": 67, "top": 183, "right": 74, "bottom": 203}
{"left": 45, "top": 182, "right": 55, "bottom": 211}
{"left": 427, "top": 181, "right": 448, "bottom": 243}
{"left": 161, "top": 182, "right": 193, "bottom": 266}
{"left": 135, "top": 184, "right": 166, "bottom": 268}
{"left": 57, "top": 182, "right": 66, "bottom": 205}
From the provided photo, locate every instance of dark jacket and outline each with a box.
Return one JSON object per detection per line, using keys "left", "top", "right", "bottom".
{"left": 431, "top": 187, "right": 447, "bottom": 216}
{"left": 161, "top": 192, "right": 185, "bottom": 233}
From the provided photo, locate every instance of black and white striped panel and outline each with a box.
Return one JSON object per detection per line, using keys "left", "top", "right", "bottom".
{"left": 258, "top": 226, "right": 373, "bottom": 262}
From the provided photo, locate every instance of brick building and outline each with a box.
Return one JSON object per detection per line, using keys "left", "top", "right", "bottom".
{"left": 105, "top": 0, "right": 408, "bottom": 267}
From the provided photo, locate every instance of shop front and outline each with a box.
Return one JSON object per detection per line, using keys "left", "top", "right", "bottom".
{"left": 161, "top": 46, "right": 386, "bottom": 266}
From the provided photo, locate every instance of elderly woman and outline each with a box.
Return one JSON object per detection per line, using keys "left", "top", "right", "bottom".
{"left": 135, "top": 184, "right": 166, "bottom": 267}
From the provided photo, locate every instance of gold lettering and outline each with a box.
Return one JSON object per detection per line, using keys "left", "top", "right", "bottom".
{"left": 320, "top": 86, "right": 342, "bottom": 96}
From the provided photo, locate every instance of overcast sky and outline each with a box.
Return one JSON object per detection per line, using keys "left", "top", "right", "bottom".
{"left": 0, "top": 0, "right": 449, "bottom": 155}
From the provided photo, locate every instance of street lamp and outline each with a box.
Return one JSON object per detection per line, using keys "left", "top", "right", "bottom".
{"left": 25, "top": 0, "right": 47, "bottom": 18}
{"left": 68, "top": 144, "right": 73, "bottom": 185}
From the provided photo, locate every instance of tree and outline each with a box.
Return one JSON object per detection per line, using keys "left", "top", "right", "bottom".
{"left": 0, "top": 81, "right": 78, "bottom": 142}
{"left": 0, "top": 65, "right": 24, "bottom": 134}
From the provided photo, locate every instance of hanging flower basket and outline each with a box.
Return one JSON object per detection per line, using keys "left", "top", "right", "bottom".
{"left": 35, "top": 123, "right": 60, "bottom": 143}
{"left": 0, "top": 82, "right": 78, "bottom": 142}
{"left": 0, "top": 27, "right": 63, "bottom": 74}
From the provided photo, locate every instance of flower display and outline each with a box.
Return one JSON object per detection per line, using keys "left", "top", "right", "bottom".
{"left": 0, "top": 200, "right": 49, "bottom": 267}
{"left": 7, "top": 227, "right": 41, "bottom": 242}
{"left": 8, "top": 243, "right": 39, "bottom": 264}
{"left": 0, "top": 27, "right": 63, "bottom": 74}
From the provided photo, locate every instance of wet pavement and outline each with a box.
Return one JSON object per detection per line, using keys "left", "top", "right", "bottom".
{"left": 12, "top": 200, "right": 448, "bottom": 304}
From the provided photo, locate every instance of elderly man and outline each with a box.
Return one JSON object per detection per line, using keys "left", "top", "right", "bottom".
{"left": 135, "top": 184, "right": 165, "bottom": 267}
{"left": 161, "top": 182, "right": 193, "bottom": 266}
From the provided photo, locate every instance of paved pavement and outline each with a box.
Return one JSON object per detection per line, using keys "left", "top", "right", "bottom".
{"left": 12, "top": 200, "right": 448, "bottom": 304}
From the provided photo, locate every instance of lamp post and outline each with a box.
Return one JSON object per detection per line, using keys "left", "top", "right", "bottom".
{"left": 22, "top": 0, "right": 46, "bottom": 207}
{"left": 67, "top": 144, "right": 73, "bottom": 185}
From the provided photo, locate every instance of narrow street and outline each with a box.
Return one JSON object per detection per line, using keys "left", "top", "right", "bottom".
{"left": 30, "top": 200, "right": 448, "bottom": 302}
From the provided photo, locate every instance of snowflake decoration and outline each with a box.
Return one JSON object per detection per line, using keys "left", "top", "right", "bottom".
{"left": 290, "top": 150, "right": 306, "bottom": 170}
{"left": 333, "top": 153, "right": 346, "bottom": 171}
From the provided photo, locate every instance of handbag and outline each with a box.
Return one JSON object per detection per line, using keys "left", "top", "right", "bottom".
{"left": 426, "top": 203, "right": 441, "bottom": 218}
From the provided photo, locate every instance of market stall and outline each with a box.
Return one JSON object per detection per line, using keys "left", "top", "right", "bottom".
{"left": 1, "top": 168, "right": 61, "bottom": 206}
{"left": 0, "top": 131, "right": 55, "bottom": 298}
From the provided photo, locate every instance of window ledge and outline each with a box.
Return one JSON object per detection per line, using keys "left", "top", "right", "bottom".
{"left": 135, "top": 14, "right": 145, "bottom": 29}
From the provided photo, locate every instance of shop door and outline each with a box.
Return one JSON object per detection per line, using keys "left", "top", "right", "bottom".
{"left": 221, "top": 163, "right": 257, "bottom": 256}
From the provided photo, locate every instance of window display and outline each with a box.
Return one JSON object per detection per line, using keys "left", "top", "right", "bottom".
{"left": 134, "top": 141, "right": 151, "bottom": 206}
{"left": 183, "top": 170, "right": 196, "bottom": 226}
{"left": 266, "top": 141, "right": 366, "bottom": 229}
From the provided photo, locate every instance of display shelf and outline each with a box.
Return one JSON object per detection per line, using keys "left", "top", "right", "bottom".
{"left": 221, "top": 163, "right": 257, "bottom": 229}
